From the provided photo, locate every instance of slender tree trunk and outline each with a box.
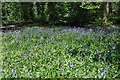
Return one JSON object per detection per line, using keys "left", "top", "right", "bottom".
{"left": 102, "top": 2, "right": 109, "bottom": 28}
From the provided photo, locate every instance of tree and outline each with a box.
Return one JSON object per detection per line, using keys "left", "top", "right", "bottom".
{"left": 2, "top": 2, "right": 119, "bottom": 27}
{"left": 102, "top": 2, "right": 109, "bottom": 28}
{"left": 47, "top": 2, "right": 58, "bottom": 26}
{"left": 21, "top": 2, "right": 34, "bottom": 23}
{"left": 36, "top": 2, "right": 46, "bottom": 24}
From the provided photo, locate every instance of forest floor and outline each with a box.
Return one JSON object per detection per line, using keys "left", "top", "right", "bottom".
{"left": 0, "top": 25, "right": 120, "bottom": 78}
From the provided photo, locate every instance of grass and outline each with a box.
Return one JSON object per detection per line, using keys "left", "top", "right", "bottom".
{"left": 1, "top": 26, "right": 120, "bottom": 78}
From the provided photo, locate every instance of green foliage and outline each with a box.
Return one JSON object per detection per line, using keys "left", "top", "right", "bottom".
{"left": 80, "top": 2, "right": 101, "bottom": 9}
{"left": 1, "top": 2, "right": 120, "bottom": 26}
{"left": 1, "top": 26, "right": 120, "bottom": 78}
{"left": 110, "top": 2, "right": 120, "bottom": 25}
{"left": 2, "top": 2, "right": 24, "bottom": 25}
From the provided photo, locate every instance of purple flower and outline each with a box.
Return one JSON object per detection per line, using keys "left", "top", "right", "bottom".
{"left": 111, "top": 41, "right": 114, "bottom": 45}
{"left": 69, "top": 62, "right": 72, "bottom": 68}
{"left": 40, "top": 36, "right": 43, "bottom": 41}
{"left": 61, "top": 66, "right": 64, "bottom": 71}
{"left": 103, "top": 70, "right": 107, "bottom": 75}
{"left": 103, "top": 70, "right": 107, "bottom": 78}
{"left": 70, "top": 52, "right": 72, "bottom": 56}
{"left": 112, "top": 46, "right": 115, "bottom": 50}
{"left": 89, "top": 29, "right": 93, "bottom": 32}
{"left": 0, "top": 68, "right": 2, "bottom": 73}
{"left": 12, "top": 69, "right": 17, "bottom": 78}
{"left": 99, "top": 53, "right": 103, "bottom": 57}
{"left": 82, "top": 31, "right": 85, "bottom": 35}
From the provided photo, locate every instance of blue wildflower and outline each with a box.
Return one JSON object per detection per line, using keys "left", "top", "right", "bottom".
{"left": 99, "top": 53, "right": 103, "bottom": 57}
{"left": 40, "top": 36, "right": 43, "bottom": 41}
{"left": 103, "top": 70, "right": 107, "bottom": 78}
{"left": 89, "top": 28, "right": 93, "bottom": 32}
{"left": 111, "top": 41, "right": 114, "bottom": 45}
{"left": 112, "top": 46, "right": 115, "bottom": 50}
{"left": 69, "top": 62, "right": 72, "bottom": 68}
{"left": 82, "top": 31, "right": 85, "bottom": 35}
{"left": 61, "top": 66, "right": 64, "bottom": 71}
{"left": 13, "top": 70, "right": 17, "bottom": 78}
{"left": 70, "top": 52, "right": 72, "bottom": 56}
{"left": 103, "top": 70, "right": 107, "bottom": 75}
{"left": 0, "top": 68, "right": 2, "bottom": 73}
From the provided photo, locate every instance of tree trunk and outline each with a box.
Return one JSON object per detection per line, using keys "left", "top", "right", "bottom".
{"left": 102, "top": 2, "right": 109, "bottom": 28}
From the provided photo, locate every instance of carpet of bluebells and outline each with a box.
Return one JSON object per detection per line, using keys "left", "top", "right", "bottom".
{"left": 0, "top": 26, "right": 120, "bottom": 78}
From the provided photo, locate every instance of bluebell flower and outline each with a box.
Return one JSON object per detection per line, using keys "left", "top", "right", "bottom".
{"left": 70, "top": 52, "right": 72, "bottom": 56}
{"left": 12, "top": 69, "right": 17, "bottom": 78}
{"left": 61, "top": 66, "right": 64, "bottom": 71}
{"left": 111, "top": 41, "right": 114, "bottom": 45}
{"left": 40, "top": 37, "right": 43, "bottom": 41}
{"left": 82, "top": 31, "right": 85, "bottom": 35}
{"left": 112, "top": 46, "right": 115, "bottom": 50}
{"left": 99, "top": 30, "right": 102, "bottom": 33}
{"left": 69, "top": 62, "right": 72, "bottom": 68}
{"left": 89, "top": 29, "right": 93, "bottom": 32}
{"left": 103, "top": 70, "right": 107, "bottom": 75}
{"left": 99, "top": 53, "right": 103, "bottom": 57}
{"left": 103, "top": 70, "right": 107, "bottom": 78}
{"left": 0, "top": 68, "right": 2, "bottom": 73}
{"left": 7, "top": 31, "right": 12, "bottom": 35}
